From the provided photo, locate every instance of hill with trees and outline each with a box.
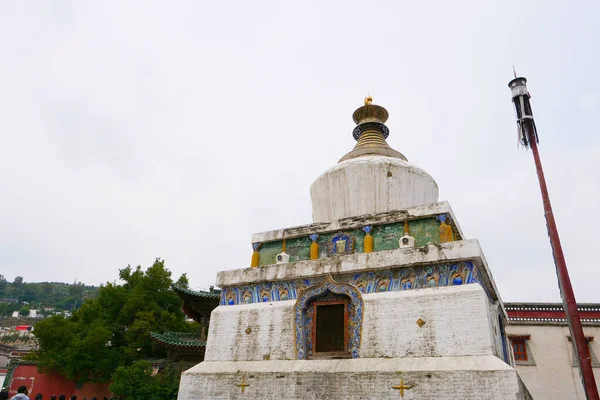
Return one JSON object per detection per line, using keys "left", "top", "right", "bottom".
{"left": 0, "top": 275, "right": 98, "bottom": 317}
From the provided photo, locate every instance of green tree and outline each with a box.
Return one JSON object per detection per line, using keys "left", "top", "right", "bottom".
{"left": 32, "top": 258, "right": 191, "bottom": 383}
{"left": 0, "top": 281, "right": 98, "bottom": 315}
{"left": 0, "top": 302, "right": 20, "bottom": 317}
{"left": 19, "top": 306, "right": 30, "bottom": 316}
{"left": 12, "top": 276, "right": 24, "bottom": 301}
{"left": 110, "top": 360, "right": 180, "bottom": 400}
{"left": 176, "top": 273, "right": 189, "bottom": 289}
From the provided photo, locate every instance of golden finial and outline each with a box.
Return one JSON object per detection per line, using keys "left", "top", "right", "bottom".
{"left": 340, "top": 96, "right": 407, "bottom": 163}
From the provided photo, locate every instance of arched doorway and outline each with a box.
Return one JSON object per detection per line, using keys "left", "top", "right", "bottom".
{"left": 293, "top": 275, "right": 363, "bottom": 360}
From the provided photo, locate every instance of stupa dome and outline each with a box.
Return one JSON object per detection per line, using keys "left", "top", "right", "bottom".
{"left": 310, "top": 98, "right": 439, "bottom": 223}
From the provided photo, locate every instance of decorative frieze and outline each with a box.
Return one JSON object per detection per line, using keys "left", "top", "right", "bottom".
{"left": 220, "top": 261, "right": 478, "bottom": 306}
{"left": 253, "top": 214, "right": 461, "bottom": 267}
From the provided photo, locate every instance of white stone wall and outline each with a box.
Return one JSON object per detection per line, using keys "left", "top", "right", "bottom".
{"left": 310, "top": 156, "right": 439, "bottom": 223}
{"left": 204, "top": 300, "right": 296, "bottom": 362}
{"left": 205, "top": 285, "right": 498, "bottom": 362}
{"left": 361, "top": 285, "right": 496, "bottom": 358}
{"left": 506, "top": 324, "right": 600, "bottom": 400}
{"left": 178, "top": 356, "right": 531, "bottom": 400}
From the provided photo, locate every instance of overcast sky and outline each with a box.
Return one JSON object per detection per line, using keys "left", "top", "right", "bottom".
{"left": 1, "top": 1, "right": 598, "bottom": 303}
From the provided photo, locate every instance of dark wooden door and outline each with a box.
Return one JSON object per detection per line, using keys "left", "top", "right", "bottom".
{"left": 313, "top": 299, "right": 348, "bottom": 356}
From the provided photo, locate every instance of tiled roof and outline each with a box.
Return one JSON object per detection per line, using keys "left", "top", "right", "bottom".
{"left": 172, "top": 284, "right": 221, "bottom": 300}
{"left": 150, "top": 331, "right": 206, "bottom": 351}
{"left": 172, "top": 284, "right": 221, "bottom": 321}
{"left": 505, "top": 302, "right": 600, "bottom": 325}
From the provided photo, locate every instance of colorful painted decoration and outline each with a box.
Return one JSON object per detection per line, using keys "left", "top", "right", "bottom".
{"left": 437, "top": 214, "right": 455, "bottom": 243}
{"left": 220, "top": 261, "right": 480, "bottom": 306}
{"left": 362, "top": 226, "right": 373, "bottom": 253}
{"left": 309, "top": 234, "right": 319, "bottom": 260}
{"left": 330, "top": 232, "right": 354, "bottom": 255}
{"left": 276, "top": 236, "right": 290, "bottom": 264}
{"left": 250, "top": 243, "right": 261, "bottom": 268}
{"left": 293, "top": 275, "right": 364, "bottom": 360}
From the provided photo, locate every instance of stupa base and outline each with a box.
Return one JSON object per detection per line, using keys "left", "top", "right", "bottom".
{"left": 178, "top": 356, "right": 532, "bottom": 400}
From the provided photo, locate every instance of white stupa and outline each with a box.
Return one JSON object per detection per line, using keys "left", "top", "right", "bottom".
{"left": 178, "top": 98, "right": 532, "bottom": 399}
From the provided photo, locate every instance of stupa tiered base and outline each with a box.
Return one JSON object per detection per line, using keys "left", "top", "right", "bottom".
{"left": 179, "top": 356, "right": 530, "bottom": 399}
{"left": 178, "top": 203, "right": 531, "bottom": 399}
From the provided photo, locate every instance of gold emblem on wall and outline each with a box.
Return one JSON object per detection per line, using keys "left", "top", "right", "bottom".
{"left": 237, "top": 375, "right": 250, "bottom": 393}
{"left": 391, "top": 372, "right": 413, "bottom": 398}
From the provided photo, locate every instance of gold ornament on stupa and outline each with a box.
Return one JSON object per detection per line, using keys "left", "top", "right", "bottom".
{"left": 339, "top": 97, "right": 407, "bottom": 163}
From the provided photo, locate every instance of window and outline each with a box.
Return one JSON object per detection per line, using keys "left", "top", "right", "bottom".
{"left": 568, "top": 336, "right": 600, "bottom": 368}
{"left": 512, "top": 340, "right": 528, "bottom": 361}
{"left": 508, "top": 335, "right": 535, "bottom": 366}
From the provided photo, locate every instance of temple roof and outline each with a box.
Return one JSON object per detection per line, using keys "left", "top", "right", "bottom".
{"left": 150, "top": 331, "right": 207, "bottom": 351}
{"left": 172, "top": 284, "right": 221, "bottom": 321}
{"left": 173, "top": 284, "right": 221, "bottom": 299}
{"left": 506, "top": 302, "right": 600, "bottom": 325}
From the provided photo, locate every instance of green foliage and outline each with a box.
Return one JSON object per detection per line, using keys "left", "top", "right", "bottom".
{"left": 18, "top": 306, "right": 30, "bottom": 316}
{"left": 110, "top": 360, "right": 180, "bottom": 400}
{"left": 176, "top": 273, "right": 189, "bottom": 289}
{"left": 0, "top": 278, "right": 99, "bottom": 316}
{"left": 0, "top": 302, "right": 20, "bottom": 317}
{"left": 33, "top": 258, "right": 189, "bottom": 383}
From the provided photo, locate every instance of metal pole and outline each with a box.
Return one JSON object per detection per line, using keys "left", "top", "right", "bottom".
{"left": 524, "top": 119, "right": 599, "bottom": 399}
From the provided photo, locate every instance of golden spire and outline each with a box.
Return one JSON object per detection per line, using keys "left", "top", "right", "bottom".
{"left": 338, "top": 98, "right": 407, "bottom": 163}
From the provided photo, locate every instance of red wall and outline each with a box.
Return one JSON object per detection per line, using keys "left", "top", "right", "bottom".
{"left": 6, "top": 365, "right": 112, "bottom": 399}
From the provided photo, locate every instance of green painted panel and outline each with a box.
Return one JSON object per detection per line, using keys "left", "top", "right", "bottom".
{"left": 372, "top": 224, "right": 403, "bottom": 252}
{"left": 352, "top": 229, "right": 365, "bottom": 254}
{"left": 255, "top": 216, "right": 445, "bottom": 266}
{"left": 410, "top": 218, "right": 440, "bottom": 247}
{"left": 258, "top": 240, "right": 281, "bottom": 266}
{"left": 286, "top": 236, "right": 312, "bottom": 262}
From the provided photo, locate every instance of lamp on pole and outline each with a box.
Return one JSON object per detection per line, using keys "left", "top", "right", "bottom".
{"left": 508, "top": 76, "right": 599, "bottom": 399}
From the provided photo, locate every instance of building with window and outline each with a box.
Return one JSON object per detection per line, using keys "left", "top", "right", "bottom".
{"left": 506, "top": 303, "right": 600, "bottom": 399}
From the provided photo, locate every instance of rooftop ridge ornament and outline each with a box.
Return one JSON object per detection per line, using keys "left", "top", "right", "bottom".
{"left": 339, "top": 97, "right": 407, "bottom": 162}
